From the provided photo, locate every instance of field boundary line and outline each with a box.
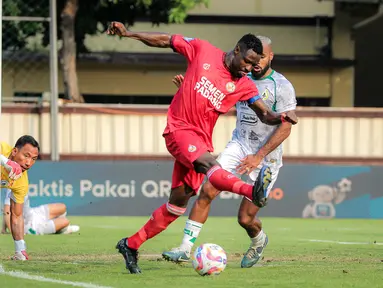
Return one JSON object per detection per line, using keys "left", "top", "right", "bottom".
{"left": 0, "top": 264, "right": 114, "bottom": 288}
{"left": 302, "top": 239, "right": 383, "bottom": 245}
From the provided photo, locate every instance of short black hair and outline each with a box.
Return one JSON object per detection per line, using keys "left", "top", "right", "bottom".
{"left": 14, "top": 135, "right": 40, "bottom": 152}
{"left": 237, "top": 34, "right": 263, "bottom": 55}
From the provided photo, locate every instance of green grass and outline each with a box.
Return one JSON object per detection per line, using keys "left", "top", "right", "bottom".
{"left": 1, "top": 216, "right": 382, "bottom": 288}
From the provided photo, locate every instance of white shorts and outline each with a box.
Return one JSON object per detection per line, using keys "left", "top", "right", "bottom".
{"left": 216, "top": 140, "right": 280, "bottom": 200}
{"left": 24, "top": 205, "right": 56, "bottom": 235}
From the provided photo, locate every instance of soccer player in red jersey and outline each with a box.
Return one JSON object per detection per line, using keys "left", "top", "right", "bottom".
{"left": 107, "top": 22, "right": 297, "bottom": 274}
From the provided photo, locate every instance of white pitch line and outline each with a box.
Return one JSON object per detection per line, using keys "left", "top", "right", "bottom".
{"left": 0, "top": 264, "right": 113, "bottom": 288}
{"left": 303, "top": 239, "right": 383, "bottom": 245}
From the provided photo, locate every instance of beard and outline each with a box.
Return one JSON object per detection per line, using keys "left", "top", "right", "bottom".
{"left": 252, "top": 61, "right": 271, "bottom": 79}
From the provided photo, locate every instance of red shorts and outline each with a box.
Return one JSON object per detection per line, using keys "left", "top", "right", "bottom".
{"left": 164, "top": 130, "right": 208, "bottom": 193}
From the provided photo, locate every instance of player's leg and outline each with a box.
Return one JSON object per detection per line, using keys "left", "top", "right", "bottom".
{"left": 194, "top": 152, "right": 272, "bottom": 207}
{"left": 162, "top": 181, "right": 219, "bottom": 262}
{"left": 36, "top": 203, "right": 78, "bottom": 234}
{"left": 116, "top": 160, "right": 200, "bottom": 274}
{"left": 166, "top": 130, "right": 272, "bottom": 207}
{"left": 36, "top": 218, "right": 70, "bottom": 235}
{"left": 239, "top": 168, "right": 279, "bottom": 268}
{"left": 116, "top": 185, "right": 192, "bottom": 274}
{"left": 123, "top": 182, "right": 193, "bottom": 249}
{"left": 237, "top": 198, "right": 267, "bottom": 268}
{"left": 9, "top": 197, "right": 28, "bottom": 260}
{"left": 46, "top": 203, "right": 67, "bottom": 219}
{"left": 163, "top": 141, "right": 245, "bottom": 262}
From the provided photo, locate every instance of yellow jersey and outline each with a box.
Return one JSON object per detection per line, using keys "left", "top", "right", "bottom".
{"left": 0, "top": 142, "right": 29, "bottom": 204}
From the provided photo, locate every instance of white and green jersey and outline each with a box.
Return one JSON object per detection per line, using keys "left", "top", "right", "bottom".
{"left": 231, "top": 70, "right": 297, "bottom": 169}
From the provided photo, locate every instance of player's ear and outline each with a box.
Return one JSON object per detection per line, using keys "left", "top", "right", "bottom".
{"left": 270, "top": 52, "right": 274, "bottom": 61}
{"left": 234, "top": 44, "right": 241, "bottom": 55}
{"left": 11, "top": 148, "right": 18, "bottom": 157}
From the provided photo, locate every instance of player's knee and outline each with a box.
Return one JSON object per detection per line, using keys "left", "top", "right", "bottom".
{"left": 193, "top": 153, "right": 220, "bottom": 174}
{"left": 62, "top": 218, "right": 70, "bottom": 227}
{"left": 10, "top": 207, "right": 22, "bottom": 218}
{"left": 166, "top": 202, "right": 186, "bottom": 216}
{"left": 10, "top": 210, "right": 22, "bottom": 224}
{"left": 60, "top": 203, "right": 67, "bottom": 214}
{"left": 199, "top": 181, "right": 219, "bottom": 202}
{"left": 237, "top": 212, "right": 252, "bottom": 228}
{"left": 168, "top": 185, "right": 193, "bottom": 208}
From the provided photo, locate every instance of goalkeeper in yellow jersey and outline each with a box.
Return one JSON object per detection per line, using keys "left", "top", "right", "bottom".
{"left": 1, "top": 135, "right": 40, "bottom": 260}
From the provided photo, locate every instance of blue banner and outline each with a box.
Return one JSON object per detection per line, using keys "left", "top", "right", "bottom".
{"left": 3, "top": 161, "right": 382, "bottom": 219}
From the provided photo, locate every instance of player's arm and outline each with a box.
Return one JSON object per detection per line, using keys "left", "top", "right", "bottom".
{"left": 107, "top": 22, "right": 201, "bottom": 62}
{"left": 237, "top": 119, "right": 293, "bottom": 174}
{"left": 106, "top": 22, "right": 171, "bottom": 48}
{"left": 238, "top": 82, "right": 298, "bottom": 174}
{"left": 10, "top": 199, "right": 24, "bottom": 240}
{"left": 9, "top": 187, "right": 27, "bottom": 242}
{"left": 248, "top": 98, "right": 297, "bottom": 125}
{"left": 258, "top": 120, "right": 293, "bottom": 158}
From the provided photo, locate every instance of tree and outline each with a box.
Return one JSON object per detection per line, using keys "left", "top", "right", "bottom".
{"left": 2, "top": 0, "right": 209, "bottom": 103}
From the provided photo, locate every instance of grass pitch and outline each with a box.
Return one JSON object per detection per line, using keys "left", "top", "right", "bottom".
{"left": 0, "top": 216, "right": 382, "bottom": 288}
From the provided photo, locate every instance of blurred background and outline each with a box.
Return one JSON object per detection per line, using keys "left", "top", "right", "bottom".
{"left": 1, "top": 0, "right": 382, "bottom": 219}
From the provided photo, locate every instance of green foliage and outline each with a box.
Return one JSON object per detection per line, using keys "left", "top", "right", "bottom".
{"left": 169, "top": 0, "right": 209, "bottom": 23}
{"left": 2, "top": 0, "right": 209, "bottom": 52}
{"left": 2, "top": 0, "right": 49, "bottom": 50}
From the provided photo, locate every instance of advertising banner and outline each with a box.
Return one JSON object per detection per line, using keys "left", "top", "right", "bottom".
{"left": 6, "top": 161, "right": 382, "bottom": 219}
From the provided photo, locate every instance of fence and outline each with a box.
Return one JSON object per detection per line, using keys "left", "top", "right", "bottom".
{"left": 2, "top": 103, "right": 383, "bottom": 161}
{"left": 1, "top": 0, "right": 60, "bottom": 161}
{"left": 1, "top": 0, "right": 52, "bottom": 101}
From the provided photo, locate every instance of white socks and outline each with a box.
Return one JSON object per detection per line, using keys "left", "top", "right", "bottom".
{"left": 180, "top": 219, "right": 203, "bottom": 253}
{"left": 251, "top": 230, "right": 265, "bottom": 248}
{"left": 14, "top": 239, "right": 26, "bottom": 252}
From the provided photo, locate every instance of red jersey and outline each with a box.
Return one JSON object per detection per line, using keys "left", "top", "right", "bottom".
{"left": 163, "top": 35, "right": 260, "bottom": 152}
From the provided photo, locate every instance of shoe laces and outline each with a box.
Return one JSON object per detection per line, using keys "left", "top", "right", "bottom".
{"left": 244, "top": 247, "right": 257, "bottom": 259}
{"left": 170, "top": 247, "right": 190, "bottom": 257}
{"left": 170, "top": 247, "right": 183, "bottom": 252}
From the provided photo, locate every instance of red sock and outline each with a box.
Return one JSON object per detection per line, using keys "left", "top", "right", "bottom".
{"left": 207, "top": 166, "right": 253, "bottom": 199}
{"left": 127, "top": 203, "right": 186, "bottom": 250}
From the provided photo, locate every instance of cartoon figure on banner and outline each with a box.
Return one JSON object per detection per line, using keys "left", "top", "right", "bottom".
{"left": 302, "top": 178, "right": 352, "bottom": 219}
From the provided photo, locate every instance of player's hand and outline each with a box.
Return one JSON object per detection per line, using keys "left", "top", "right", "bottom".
{"left": 4, "top": 159, "right": 22, "bottom": 180}
{"left": 106, "top": 22, "right": 129, "bottom": 37}
{"left": 281, "top": 110, "right": 298, "bottom": 125}
{"left": 236, "top": 154, "right": 263, "bottom": 175}
{"left": 172, "top": 74, "right": 184, "bottom": 88}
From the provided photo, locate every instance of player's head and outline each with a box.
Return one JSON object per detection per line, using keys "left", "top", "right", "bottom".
{"left": 11, "top": 135, "right": 40, "bottom": 171}
{"left": 231, "top": 34, "right": 263, "bottom": 78}
{"left": 251, "top": 36, "right": 274, "bottom": 79}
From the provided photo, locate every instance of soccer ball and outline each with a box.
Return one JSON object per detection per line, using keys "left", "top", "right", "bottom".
{"left": 191, "top": 243, "right": 227, "bottom": 276}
